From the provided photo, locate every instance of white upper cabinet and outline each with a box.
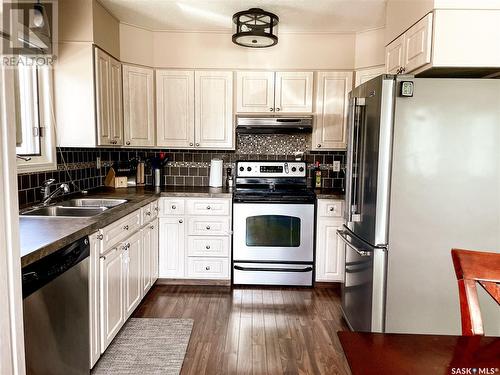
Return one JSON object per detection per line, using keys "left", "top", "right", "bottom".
{"left": 123, "top": 65, "right": 155, "bottom": 147}
{"left": 385, "top": 34, "right": 406, "bottom": 74}
{"left": 355, "top": 66, "right": 386, "bottom": 88}
{"left": 236, "top": 71, "right": 313, "bottom": 114}
{"left": 313, "top": 72, "right": 352, "bottom": 150}
{"left": 404, "top": 13, "right": 433, "bottom": 73}
{"left": 236, "top": 71, "right": 275, "bottom": 113}
{"left": 156, "top": 70, "right": 195, "bottom": 148}
{"left": 94, "top": 48, "right": 123, "bottom": 146}
{"left": 385, "top": 13, "right": 433, "bottom": 74}
{"left": 274, "top": 72, "right": 314, "bottom": 113}
{"left": 194, "top": 71, "right": 234, "bottom": 149}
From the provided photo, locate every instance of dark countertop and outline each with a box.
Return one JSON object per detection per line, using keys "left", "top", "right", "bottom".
{"left": 19, "top": 186, "right": 232, "bottom": 267}
{"left": 314, "top": 189, "right": 345, "bottom": 200}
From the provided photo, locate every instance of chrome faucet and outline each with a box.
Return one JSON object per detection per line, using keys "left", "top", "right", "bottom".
{"left": 40, "top": 179, "right": 70, "bottom": 206}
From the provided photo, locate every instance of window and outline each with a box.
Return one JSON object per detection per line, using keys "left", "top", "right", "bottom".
{"left": 15, "top": 58, "right": 56, "bottom": 173}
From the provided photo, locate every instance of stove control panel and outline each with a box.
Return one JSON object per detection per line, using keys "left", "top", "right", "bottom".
{"left": 236, "top": 161, "right": 307, "bottom": 178}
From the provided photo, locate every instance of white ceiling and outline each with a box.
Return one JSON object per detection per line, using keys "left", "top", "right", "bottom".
{"left": 98, "top": 0, "right": 387, "bottom": 33}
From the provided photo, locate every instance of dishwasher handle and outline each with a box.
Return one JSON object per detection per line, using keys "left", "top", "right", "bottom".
{"left": 21, "top": 237, "right": 90, "bottom": 299}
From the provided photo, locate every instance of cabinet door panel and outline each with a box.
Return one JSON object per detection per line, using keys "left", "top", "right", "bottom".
{"left": 236, "top": 71, "right": 275, "bottom": 113}
{"left": 355, "top": 66, "right": 385, "bottom": 88}
{"left": 315, "top": 219, "right": 344, "bottom": 282}
{"left": 275, "top": 72, "right": 313, "bottom": 113}
{"left": 124, "top": 231, "right": 142, "bottom": 318}
{"left": 141, "top": 227, "right": 152, "bottom": 295}
{"left": 159, "top": 217, "right": 185, "bottom": 278}
{"left": 94, "top": 49, "right": 111, "bottom": 145}
{"left": 313, "top": 71, "right": 352, "bottom": 150}
{"left": 194, "top": 71, "right": 234, "bottom": 149}
{"left": 109, "top": 57, "right": 123, "bottom": 144}
{"left": 385, "top": 34, "right": 405, "bottom": 74}
{"left": 156, "top": 70, "right": 195, "bottom": 148}
{"left": 100, "top": 247, "right": 124, "bottom": 352}
{"left": 123, "top": 65, "right": 155, "bottom": 147}
{"left": 404, "top": 13, "right": 433, "bottom": 73}
{"left": 89, "top": 232, "right": 101, "bottom": 368}
{"left": 151, "top": 219, "right": 159, "bottom": 283}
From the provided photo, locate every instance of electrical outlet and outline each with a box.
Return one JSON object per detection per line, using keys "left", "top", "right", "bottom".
{"left": 96, "top": 156, "right": 101, "bottom": 169}
{"left": 332, "top": 161, "right": 341, "bottom": 172}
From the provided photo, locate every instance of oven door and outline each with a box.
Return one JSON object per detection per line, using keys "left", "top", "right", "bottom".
{"left": 233, "top": 203, "right": 314, "bottom": 262}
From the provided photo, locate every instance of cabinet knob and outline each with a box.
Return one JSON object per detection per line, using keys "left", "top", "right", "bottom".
{"left": 146, "top": 211, "right": 151, "bottom": 216}
{"left": 317, "top": 144, "right": 321, "bottom": 148}
{"left": 206, "top": 225, "right": 211, "bottom": 230}
{"left": 179, "top": 219, "right": 183, "bottom": 223}
{"left": 206, "top": 245, "right": 211, "bottom": 250}
{"left": 123, "top": 225, "right": 129, "bottom": 230}
{"left": 171, "top": 205, "right": 176, "bottom": 209}
{"left": 189, "top": 142, "right": 194, "bottom": 146}
{"left": 196, "top": 143, "right": 200, "bottom": 147}
{"left": 206, "top": 205, "right": 211, "bottom": 210}
{"left": 276, "top": 107, "right": 281, "bottom": 112}
{"left": 154, "top": 207, "right": 159, "bottom": 212}
{"left": 126, "top": 141, "right": 131, "bottom": 145}
{"left": 150, "top": 225, "right": 154, "bottom": 229}
{"left": 329, "top": 207, "right": 334, "bottom": 211}
{"left": 269, "top": 108, "right": 274, "bottom": 112}
{"left": 205, "top": 266, "right": 211, "bottom": 271}
{"left": 97, "top": 233, "right": 103, "bottom": 240}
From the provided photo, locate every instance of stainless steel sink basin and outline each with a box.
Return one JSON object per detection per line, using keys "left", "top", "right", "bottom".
{"left": 21, "top": 206, "right": 108, "bottom": 217}
{"left": 59, "top": 198, "right": 128, "bottom": 208}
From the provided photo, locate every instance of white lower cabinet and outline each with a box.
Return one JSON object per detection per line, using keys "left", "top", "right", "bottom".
{"left": 315, "top": 199, "right": 345, "bottom": 282}
{"left": 100, "top": 246, "right": 124, "bottom": 351}
{"left": 124, "top": 231, "right": 142, "bottom": 318}
{"left": 93, "top": 200, "right": 160, "bottom": 364}
{"left": 159, "top": 197, "right": 231, "bottom": 281}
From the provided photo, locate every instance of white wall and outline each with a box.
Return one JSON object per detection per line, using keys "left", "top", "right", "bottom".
{"left": 120, "top": 24, "right": 356, "bottom": 70}
{"left": 354, "top": 28, "right": 386, "bottom": 69}
{"left": 385, "top": 0, "right": 434, "bottom": 44}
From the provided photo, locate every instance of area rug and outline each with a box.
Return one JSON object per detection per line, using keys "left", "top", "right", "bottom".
{"left": 92, "top": 318, "right": 194, "bottom": 375}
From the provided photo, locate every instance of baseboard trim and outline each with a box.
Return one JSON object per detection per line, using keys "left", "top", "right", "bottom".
{"left": 156, "top": 278, "right": 231, "bottom": 286}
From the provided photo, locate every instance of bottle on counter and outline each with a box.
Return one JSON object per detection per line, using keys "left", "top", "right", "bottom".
{"left": 314, "top": 161, "right": 322, "bottom": 188}
{"left": 226, "top": 167, "right": 233, "bottom": 190}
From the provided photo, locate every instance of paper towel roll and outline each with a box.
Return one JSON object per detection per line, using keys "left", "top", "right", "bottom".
{"left": 209, "top": 159, "right": 223, "bottom": 187}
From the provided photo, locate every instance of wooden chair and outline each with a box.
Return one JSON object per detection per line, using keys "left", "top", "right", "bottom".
{"left": 451, "top": 249, "right": 500, "bottom": 336}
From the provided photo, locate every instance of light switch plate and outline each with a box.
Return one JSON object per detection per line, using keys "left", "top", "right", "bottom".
{"left": 332, "top": 161, "right": 341, "bottom": 172}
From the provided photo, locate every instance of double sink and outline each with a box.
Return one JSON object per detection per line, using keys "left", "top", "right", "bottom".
{"left": 21, "top": 198, "right": 128, "bottom": 218}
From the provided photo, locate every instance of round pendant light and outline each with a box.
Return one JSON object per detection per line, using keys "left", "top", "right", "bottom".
{"left": 232, "top": 8, "right": 279, "bottom": 48}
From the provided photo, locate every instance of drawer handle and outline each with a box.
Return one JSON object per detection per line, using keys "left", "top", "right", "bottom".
{"left": 123, "top": 225, "right": 129, "bottom": 230}
{"left": 171, "top": 205, "right": 176, "bottom": 209}
{"left": 179, "top": 219, "right": 183, "bottom": 223}
{"left": 206, "top": 205, "right": 211, "bottom": 210}
{"left": 205, "top": 266, "right": 211, "bottom": 271}
{"left": 206, "top": 225, "right": 211, "bottom": 230}
{"left": 206, "top": 245, "right": 211, "bottom": 250}
{"left": 329, "top": 207, "right": 334, "bottom": 212}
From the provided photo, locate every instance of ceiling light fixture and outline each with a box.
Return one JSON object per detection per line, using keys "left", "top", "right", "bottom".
{"left": 232, "top": 8, "right": 279, "bottom": 48}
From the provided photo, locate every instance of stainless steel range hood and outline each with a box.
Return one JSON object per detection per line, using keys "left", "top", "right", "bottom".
{"left": 236, "top": 115, "right": 313, "bottom": 134}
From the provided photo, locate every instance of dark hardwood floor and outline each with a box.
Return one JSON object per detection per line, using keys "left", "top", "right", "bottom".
{"left": 133, "top": 285, "right": 351, "bottom": 375}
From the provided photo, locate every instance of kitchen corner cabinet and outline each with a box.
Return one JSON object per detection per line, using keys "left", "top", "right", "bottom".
{"left": 355, "top": 66, "right": 386, "bottom": 88}
{"left": 313, "top": 71, "right": 353, "bottom": 150}
{"left": 122, "top": 65, "right": 155, "bottom": 147}
{"left": 156, "top": 70, "right": 234, "bottom": 149}
{"left": 385, "top": 13, "right": 433, "bottom": 74}
{"left": 315, "top": 199, "right": 345, "bottom": 282}
{"left": 236, "top": 71, "right": 313, "bottom": 113}
{"left": 95, "top": 48, "right": 123, "bottom": 146}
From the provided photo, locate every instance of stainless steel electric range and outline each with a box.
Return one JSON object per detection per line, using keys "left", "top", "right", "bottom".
{"left": 232, "top": 160, "right": 315, "bottom": 286}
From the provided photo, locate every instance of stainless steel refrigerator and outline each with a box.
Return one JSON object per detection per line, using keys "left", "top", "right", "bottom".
{"left": 338, "top": 75, "right": 500, "bottom": 335}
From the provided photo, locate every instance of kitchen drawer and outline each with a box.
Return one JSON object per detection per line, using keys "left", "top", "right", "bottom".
{"left": 141, "top": 201, "right": 158, "bottom": 224}
{"left": 187, "top": 257, "right": 229, "bottom": 279}
{"left": 102, "top": 210, "right": 141, "bottom": 252}
{"left": 186, "top": 198, "right": 230, "bottom": 216}
{"left": 318, "top": 199, "right": 344, "bottom": 218}
{"left": 151, "top": 199, "right": 159, "bottom": 219}
{"left": 187, "top": 216, "right": 230, "bottom": 236}
{"left": 187, "top": 236, "right": 230, "bottom": 257}
{"left": 160, "top": 198, "right": 185, "bottom": 216}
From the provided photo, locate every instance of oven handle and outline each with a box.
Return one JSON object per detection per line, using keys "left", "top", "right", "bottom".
{"left": 234, "top": 265, "right": 313, "bottom": 273}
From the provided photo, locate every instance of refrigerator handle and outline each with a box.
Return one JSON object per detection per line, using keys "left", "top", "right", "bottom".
{"left": 345, "top": 97, "right": 356, "bottom": 223}
{"left": 337, "top": 229, "right": 371, "bottom": 257}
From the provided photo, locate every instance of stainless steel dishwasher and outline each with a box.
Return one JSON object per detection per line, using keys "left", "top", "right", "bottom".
{"left": 22, "top": 237, "right": 90, "bottom": 375}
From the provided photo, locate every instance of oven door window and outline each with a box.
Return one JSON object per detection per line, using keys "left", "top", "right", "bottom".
{"left": 246, "top": 215, "right": 301, "bottom": 247}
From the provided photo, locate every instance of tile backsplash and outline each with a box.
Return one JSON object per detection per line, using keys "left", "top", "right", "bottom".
{"left": 17, "top": 134, "right": 346, "bottom": 207}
